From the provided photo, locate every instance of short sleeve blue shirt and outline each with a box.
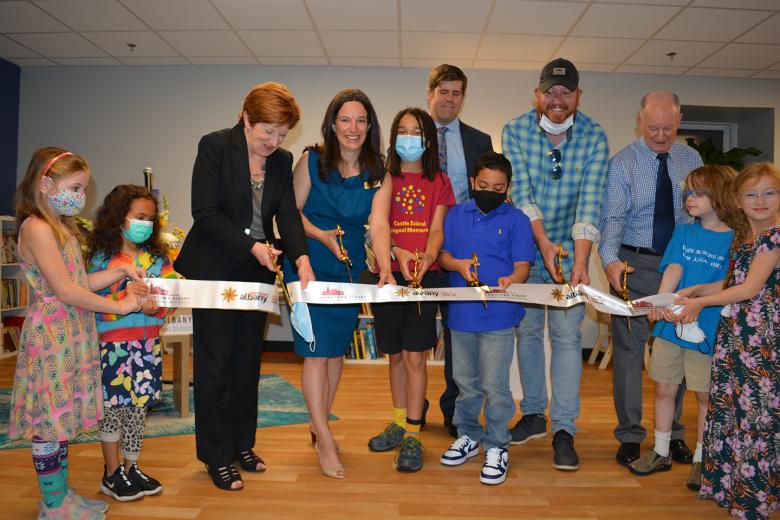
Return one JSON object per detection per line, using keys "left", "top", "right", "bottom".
{"left": 653, "top": 223, "right": 733, "bottom": 354}
{"left": 442, "top": 199, "right": 535, "bottom": 332}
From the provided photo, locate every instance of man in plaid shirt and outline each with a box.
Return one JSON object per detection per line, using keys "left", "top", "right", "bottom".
{"left": 501, "top": 58, "right": 609, "bottom": 471}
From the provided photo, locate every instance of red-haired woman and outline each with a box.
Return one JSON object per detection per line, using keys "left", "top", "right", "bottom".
{"left": 175, "top": 82, "right": 314, "bottom": 491}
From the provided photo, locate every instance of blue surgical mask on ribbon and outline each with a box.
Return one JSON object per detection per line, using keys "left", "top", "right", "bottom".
{"left": 291, "top": 302, "right": 316, "bottom": 352}
{"left": 122, "top": 218, "right": 154, "bottom": 244}
{"left": 395, "top": 134, "right": 425, "bottom": 162}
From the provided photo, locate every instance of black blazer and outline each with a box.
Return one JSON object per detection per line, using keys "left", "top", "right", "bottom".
{"left": 459, "top": 120, "right": 494, "bottom": 198}
{"left": 174, "top": 123, "right": 308, "bottom": 281}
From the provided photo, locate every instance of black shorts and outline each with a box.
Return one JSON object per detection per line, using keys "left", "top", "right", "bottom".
{"left": 359, "top": 270, "right": 443, "bottom": 354}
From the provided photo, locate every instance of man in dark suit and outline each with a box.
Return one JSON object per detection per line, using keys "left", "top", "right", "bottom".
{"left": 427, "top": 64, "right": 493, "bottom": 437}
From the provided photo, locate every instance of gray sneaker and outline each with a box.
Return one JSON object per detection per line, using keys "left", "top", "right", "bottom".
{"left": 687, "top": 461, "right": 702, "bottom": 491}
{"left": 628, "top": 450, "right": 672, "bottom": 476}
{"left": 368, "top": 423, "right": 405, "bottom": 452}
{"left": 395, "top": 436, "right": 424, "bottom": 472}
{"left": 509, "top": 414, "right": 547, "bottom": 445}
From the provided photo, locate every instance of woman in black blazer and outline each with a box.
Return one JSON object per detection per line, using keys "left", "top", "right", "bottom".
{"left": 174, "top": 82, "right": 314, "bottom": 491}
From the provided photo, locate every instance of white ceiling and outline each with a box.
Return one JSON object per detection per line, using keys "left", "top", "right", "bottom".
{"left": 1, "top": 0, "right": 780, "bottom": 79}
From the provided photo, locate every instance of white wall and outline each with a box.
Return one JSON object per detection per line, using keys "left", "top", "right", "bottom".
{"left": 16, "top": 65, "right": 780, "bottom": 348}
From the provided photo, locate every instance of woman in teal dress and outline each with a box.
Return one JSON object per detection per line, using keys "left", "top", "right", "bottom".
{"left": 284, "top": 89, "right": 384, "bottom": 479}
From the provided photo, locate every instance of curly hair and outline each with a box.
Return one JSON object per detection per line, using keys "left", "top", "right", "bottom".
{"left": 87, "top": 185, "right": 168, "bottom": 260}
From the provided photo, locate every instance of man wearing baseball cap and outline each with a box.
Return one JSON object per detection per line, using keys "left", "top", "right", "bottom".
{"left": 501, "top": 58, "right": 609, "bottom": 471}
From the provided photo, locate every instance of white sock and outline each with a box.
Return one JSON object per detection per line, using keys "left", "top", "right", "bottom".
{"left": 694, "top": 442, "right": 703, "bottom": 463}
{"left": 653, "top": 430, "right": 671, "bottom": 457}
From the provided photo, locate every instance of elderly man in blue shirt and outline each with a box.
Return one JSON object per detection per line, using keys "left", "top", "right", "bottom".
{"left": 599, "top": 91, "right": 702, "bottom": 468}
{"left": 502, "top": 58, "right": 609, "bottom": 471}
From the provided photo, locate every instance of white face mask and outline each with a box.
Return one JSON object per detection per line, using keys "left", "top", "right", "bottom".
{"left": 538, "top": 114, "right": 575, "bottom": 135}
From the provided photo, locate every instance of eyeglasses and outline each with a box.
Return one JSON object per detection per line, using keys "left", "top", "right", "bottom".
{"left": 548, "top": 148, "right": 562, "bottom": 180}
{"left": 740, "top": 189, "right": 779, "bottom": 202}
{"left": 682, "top": 189, "right": 708, "bottom": 199}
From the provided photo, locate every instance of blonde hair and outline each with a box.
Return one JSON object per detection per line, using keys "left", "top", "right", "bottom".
{"left": 14, "top": 146, "right": 90, "bottom": 246}
{"left": 722, "top": 162, "right": 780, "bottom": 288}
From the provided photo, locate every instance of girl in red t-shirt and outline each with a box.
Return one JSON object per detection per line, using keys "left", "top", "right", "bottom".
{"left": 366, "top": 107, "right": 455, "bottom": 472}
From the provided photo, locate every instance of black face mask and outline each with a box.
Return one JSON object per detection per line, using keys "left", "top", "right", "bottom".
{"left": 473, "top": 189, "right": 506, "bottom": 213}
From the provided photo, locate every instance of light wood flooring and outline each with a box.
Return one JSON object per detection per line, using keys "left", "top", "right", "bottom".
{"left": 0, "top": 352, "right": 729, "bottom": 519}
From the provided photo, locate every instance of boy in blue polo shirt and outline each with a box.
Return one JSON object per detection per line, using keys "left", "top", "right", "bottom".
{"left": 437, "top": 151, "right": 535, "bottom": 485}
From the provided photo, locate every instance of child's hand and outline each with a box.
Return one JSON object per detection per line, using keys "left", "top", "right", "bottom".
{"left": 142, "top": 296, "right": 159, "bottom": 315}
{"left": 126, "top": 281, "right": 150, "bottom": 298}
{"left": 377, "top": 269, "right": 396, "bottom": 288}
{"left": 497, "top": 275, "right": 515, "bottom": 290}
{"left": 394, "top": 247, "right": 414, "bottom": 281}
{"left": 672, "top": 297, "right": 703, "bottom": 324}
{"left": 416, "top": 252, "right": 436, "bottom": 280}
{"left": 647, "top": 308, "right": 664, "bottom": 322}
{"left": 676, "top": 285, "right": 698, "bottom": 299}
{"left": 123, "top": 265, "right": 147, "bottom": 281}
{"left": 117, "top": 291, "right": 143, "bottom": 314}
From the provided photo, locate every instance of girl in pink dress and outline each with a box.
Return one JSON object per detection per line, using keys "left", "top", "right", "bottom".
{"left": 10, "top": 147, "right": 144, "bottom": 519}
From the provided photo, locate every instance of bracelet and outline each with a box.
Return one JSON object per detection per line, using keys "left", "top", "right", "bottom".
{"left": 390, "top": 244, "right": 398, "bottom": 262}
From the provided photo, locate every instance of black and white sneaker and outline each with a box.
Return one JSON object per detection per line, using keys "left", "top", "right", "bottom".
{"left": 126, "top": 463, "right": 163, "bottom": 496}
{"left": 480, "top": 447, "right": 509, "bottom": 485}
{"left": 100, "top": 465, "right": 144, "bottom": 502}
{"left": 440, "top": 436, "right": 480, "bottom": 466}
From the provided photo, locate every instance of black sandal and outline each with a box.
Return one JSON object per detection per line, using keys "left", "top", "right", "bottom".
{"left": 236, "top": 450, "right": 267, "bottom": 473}
{"left": 205, "top": 464, "right": 243, "bottom": 490}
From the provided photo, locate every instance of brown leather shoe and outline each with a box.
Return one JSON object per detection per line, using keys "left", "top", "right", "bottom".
{"left": 687, "top": 461, "right": 702, "bottom": 490}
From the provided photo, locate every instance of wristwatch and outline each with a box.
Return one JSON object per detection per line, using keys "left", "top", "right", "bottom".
{"left": 390, "top": 243, "right": 398, "bottom": 262}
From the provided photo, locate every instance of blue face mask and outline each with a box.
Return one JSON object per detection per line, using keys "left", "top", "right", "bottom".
{"left": 291, "top": 302, "right": 316, "bottom": 352}
{"left": 395, "top": 134, "right": 425, "bottom": 163}
{"left": 122, "top": 218, "right": 154, "bottom": 244}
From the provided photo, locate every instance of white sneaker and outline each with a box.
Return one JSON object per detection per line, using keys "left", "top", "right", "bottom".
{"left": 440, "top": 435, "right": 480, "bottom": 466}
{"left": 480, "top": 447, "right": 508, "bottom": 485}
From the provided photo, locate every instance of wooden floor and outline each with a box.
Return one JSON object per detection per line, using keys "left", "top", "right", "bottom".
{"left": 0, "top": 352, "right": 729, "bottom": 519}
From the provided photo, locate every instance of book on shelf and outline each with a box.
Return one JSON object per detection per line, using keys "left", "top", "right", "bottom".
{"left": 2, "top": 316, "right": 25, "bottom": 353}
{"left": 1, "top": 234, "right": 19, "bottom": 264}
{"left": 2, "top": 278, "right": 28, "bottom": 309}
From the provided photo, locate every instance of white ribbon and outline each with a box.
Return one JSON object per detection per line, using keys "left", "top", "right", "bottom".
{"left": 146, "top": 278, "right": 678, "bottom": 318}
{"left": 145, "top": 278, "right": 280, "bottom": 314}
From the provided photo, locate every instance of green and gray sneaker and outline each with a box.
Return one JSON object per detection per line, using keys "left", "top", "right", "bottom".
{"left": 395, "top": 436, "right": 424, "bottom": 472}
{"left": 368, "top": 423, "right": 405, "bottom": 452}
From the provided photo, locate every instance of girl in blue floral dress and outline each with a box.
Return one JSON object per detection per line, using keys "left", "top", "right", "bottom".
{"left": 87, "top": 185, "right": 177, "bottom": 502}
{"left": 674, "top": 162, "right": 779, "bottom": 519}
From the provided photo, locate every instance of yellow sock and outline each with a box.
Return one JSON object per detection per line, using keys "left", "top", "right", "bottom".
{"left": 393, "top": 407, "right": 407, "bottom": 429}
{"left": 404, "top": 417, "right": 422, "bottom": 437}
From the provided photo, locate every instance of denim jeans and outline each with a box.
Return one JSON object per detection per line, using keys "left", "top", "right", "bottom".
{"left": 451, "top": 327, "right": 516, "bottom": 450}
{"left": 515, "top": 265, "right": 585, "bottom": 435}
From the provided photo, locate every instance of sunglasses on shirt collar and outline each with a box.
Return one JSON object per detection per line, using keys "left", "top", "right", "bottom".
{"left": 548, "top": 148, "right": 562, "bottom": 180}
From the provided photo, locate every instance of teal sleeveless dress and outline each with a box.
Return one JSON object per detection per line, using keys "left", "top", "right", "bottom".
{"left": 283, "top": 150, "right": 378, "bottom": 357}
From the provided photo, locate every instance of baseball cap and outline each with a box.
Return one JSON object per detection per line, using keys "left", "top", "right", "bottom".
{"left": 539, "top": 58, "right": 579, "bottom": 92}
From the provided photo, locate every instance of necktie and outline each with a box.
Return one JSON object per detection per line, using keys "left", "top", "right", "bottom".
{"left": 652, "top": 152, "right": 674, "bottom": 253}
{"left": 437, "top": 126, "right": 448, "bottom": 174}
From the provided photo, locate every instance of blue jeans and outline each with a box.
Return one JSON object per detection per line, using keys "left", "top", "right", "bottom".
{"left": 451, "top": 327, "right": 516, "bottom": 450}
{"left": 515, "top": 265, "right": 585, "bottom": 435}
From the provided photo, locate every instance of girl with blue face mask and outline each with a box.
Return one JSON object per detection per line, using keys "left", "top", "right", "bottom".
{"left": 86, "top": 185, "right": 178, "bottom": 503}
{"left": 364, "top": 108, "right": 456, "bottom": 473}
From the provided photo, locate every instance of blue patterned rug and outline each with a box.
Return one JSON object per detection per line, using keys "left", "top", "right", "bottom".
{"left": 0, "top": 374, "right": 330, "bottom": 451}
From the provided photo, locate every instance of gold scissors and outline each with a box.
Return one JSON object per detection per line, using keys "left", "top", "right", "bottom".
{"left": 555, "top": 244, "right": 572, "bottom": 292}
{"left": 620, "top": 260, "right": 634, "bottom": 330}
{"left": 335, "top": 224, "right": 353, "bottom": 283}
{"left": 409, "top": 250, "right": 423, "bottom": 316}
{"left": 468, "top": 252, "right": 490, "bottom": 310}
{"left": 266, "top": 241, "right": 293, "bottom": 308}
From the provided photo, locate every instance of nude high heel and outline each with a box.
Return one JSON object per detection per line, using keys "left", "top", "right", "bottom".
{"left": 314, "top": 441, "right": 346, "bottom": 480}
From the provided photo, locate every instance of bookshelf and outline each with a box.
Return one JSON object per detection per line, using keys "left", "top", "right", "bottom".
{"left": 1, "top": 215, "right": 27, "bottom": 359}
{"left": 344, "top": 303, "right": 445, "bottom": 365}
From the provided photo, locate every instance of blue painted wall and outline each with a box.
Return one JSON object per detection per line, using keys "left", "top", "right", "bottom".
{"left": 0, "top": 58, "right": 20, "bottom": 215}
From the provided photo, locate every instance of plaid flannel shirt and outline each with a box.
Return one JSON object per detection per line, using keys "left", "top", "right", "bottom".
{"left": 502, "top": 110, "right": 609, "bottom": 281}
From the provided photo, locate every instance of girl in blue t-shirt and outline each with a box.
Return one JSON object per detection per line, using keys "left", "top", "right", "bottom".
{"left": 627, "top": 165, "right": 735, "bottom": 491}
